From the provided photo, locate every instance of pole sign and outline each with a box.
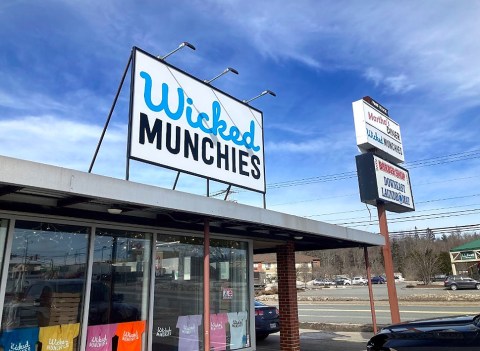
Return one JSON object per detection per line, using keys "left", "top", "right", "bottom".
{"left": 352, "top": 96, "right": 404, "bottom": 164}
{"left": 128, "top": 47, "right": 266, "bottom": 193}
{"left": 355, "top": 153, "right": 414, "bottom": 213}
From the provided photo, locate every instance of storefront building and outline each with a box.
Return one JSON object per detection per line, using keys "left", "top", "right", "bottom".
{"left": 0, "top": 155, "right": 384, "bottom": 351}
{"left": 0, "top": 47, "right": 384, "bottom": 351}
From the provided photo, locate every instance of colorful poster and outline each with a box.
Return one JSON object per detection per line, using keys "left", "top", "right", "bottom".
{"left": 0, "top": 327, "right": 39, "bottom": 351}
{"left": 86, "top": 324, "right": 117, "bottom": 351}
{"left": 210, "top": 313, "right": 228, "bottom": 351}
{"left": 115, "top": 321, "right": 145, "bottom": 351}
{"left": 227, "top": 311, "right": 247, "bottom": 350}
{"left": 38, "top": 323, "right": 80, "bottom": 351}
{"left": 176, "top": 314, "right": 202, "bottom": 351}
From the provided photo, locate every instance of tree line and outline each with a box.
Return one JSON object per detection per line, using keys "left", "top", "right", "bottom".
{"left": 304, "top": 229, "right": 480, "bottom": 285}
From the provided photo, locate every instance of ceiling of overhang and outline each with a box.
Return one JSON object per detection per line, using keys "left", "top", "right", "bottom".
{"left": 0, "top": 183, "right": 374, "bottom": 253}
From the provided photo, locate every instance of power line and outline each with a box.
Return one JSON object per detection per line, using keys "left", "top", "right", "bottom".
{"left": 266, "top": 148, "right": 480, "bottom": 190}
{"left": 389, "top": 223, "right": 480, "bottom": 238}
{"left": 340, "top": 208, "right": 480, "bottom": 227}
{"left": 304, "top": 193, "right": 480, "bottom": 220}
{"left": 325, "top": 202, "right": 480, "bottom": 224}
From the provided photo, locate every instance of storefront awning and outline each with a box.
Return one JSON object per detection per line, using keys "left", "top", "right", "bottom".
{"left": 0, "top": 155, "right": 384, "bottom": 252}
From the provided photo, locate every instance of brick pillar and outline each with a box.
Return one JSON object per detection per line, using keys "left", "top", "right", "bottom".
{"left": 276, "top": 241, "right": 300, "bottom": 351}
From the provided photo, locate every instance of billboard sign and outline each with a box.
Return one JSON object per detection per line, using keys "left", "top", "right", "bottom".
{"left": 129, "top": 47, "right": 265, "bottom": 193}
{"left": 356, "top": 153, "right": 414, "bottom": 213}
{"left": 352, "top": 97, "right": 404, "bottom": 164}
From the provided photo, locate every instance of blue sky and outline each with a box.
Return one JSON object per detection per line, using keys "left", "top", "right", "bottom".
{"left": 1, "top": 1, "right": 479, "bottom": 235}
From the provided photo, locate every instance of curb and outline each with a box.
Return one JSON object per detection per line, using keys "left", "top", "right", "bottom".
{"left": 299, "top": 322, "right": 387, "bottom": 333}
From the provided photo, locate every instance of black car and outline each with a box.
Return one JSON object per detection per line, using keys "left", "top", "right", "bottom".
{"left": 444, "top": 275, "right": 480, "bottom": 290}
{"left": 371, "top": 276, "right": 386, "bottom": 284}
{"left": 254, "top": 300, "right": 280, "bottom": 340}
{"left": 367, "top": 314, "right": 480, "bottom": 350}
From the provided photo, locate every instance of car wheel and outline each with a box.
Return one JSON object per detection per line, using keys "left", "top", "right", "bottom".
{"left": 476, "top": 284, "right": 480, "bottom": 290}
{"left": 450, "top": 284, "right": 458, "bottom": 291}
{"left": 256, "top": 334, "right": 269, "bottom": 341}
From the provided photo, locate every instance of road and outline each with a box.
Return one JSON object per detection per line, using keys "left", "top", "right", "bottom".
{"left": 259, "top": 282, "right": 480, "bottom": 326}
{"left": 298, "top": 301, "right": 477, "bottom": 325}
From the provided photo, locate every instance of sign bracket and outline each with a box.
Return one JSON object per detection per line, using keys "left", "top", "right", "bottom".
{"left": 88, "top": 51, "right": 133, "bottom": 174}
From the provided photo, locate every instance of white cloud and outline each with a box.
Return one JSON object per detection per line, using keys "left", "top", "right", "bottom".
{"left": 0, "top": 115, "right": 125, "bottom": 171}
{"left": 363, "top": 69, "right": 415, "bottom": 94}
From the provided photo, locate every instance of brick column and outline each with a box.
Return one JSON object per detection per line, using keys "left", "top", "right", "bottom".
{"left": 276, "top": 241, "right": 300, "bottom": 351}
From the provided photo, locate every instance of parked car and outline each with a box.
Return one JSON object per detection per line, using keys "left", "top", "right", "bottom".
{"left": 371, "top": 276, "right": 386, "bottom": 284}
{"left": 367, "top": 313, "right": 480, "bottom": 350}
{"left": 444, "top": 275, "right": 480, "bottom": 290}
{"left": 335, "top": 277, "right": 351, "bottom": 285}
{"left": 352, "top": 276, "right": 368, "bottom": 285}
{"left": 433, "top": 274, "right": 447, "bottom": 282}
{"left": 254, "top": 300, "right": 280, "bottom": 340}
{"left": 313, "top": 278, "right": 335, "bottom": 286}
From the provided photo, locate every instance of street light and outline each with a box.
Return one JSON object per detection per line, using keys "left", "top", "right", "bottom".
{"left": 204, "top": 67, "right": 239, "bottom": 84}
{"left": 158, "top": 41, "right": 196, "bottom": 61}
{"left": 243, "top": 90, "right": 277, "bottom": 104}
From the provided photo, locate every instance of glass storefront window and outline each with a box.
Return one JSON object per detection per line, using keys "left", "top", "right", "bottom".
{"left": 151, "top": 235, "right": 250, "bottom": 351}
{"left": 210, "top": 239, "right": 250, "bottom": 350}
{"left": 152, "top": 235, "right": 205, "bottom": 351}
{"left": 86, "top": 229, "right": 151, "bottom": 350}
{"left": 1, "top": 220, "right": 90, "bottom": 351}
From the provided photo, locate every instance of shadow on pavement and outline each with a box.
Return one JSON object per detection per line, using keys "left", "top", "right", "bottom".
{"left": 256, "top": 330, "right": 373, "bottom": 351}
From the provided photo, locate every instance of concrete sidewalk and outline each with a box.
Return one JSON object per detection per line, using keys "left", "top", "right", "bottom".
{"left": 255, "top": 329, "right": 373, "bottom": 351}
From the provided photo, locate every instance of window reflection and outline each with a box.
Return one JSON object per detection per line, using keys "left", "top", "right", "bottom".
{"left": 152, "top": 235, "right": 204, "bottom": 351}
{"left": 1, "top": 221, "right": 89, "bottom": 351}
{"left": 151, "top": 236, "right": 250, "bottom": 351}
{"left": 2, "top": 221, "right": 89, "bottom": 329}
{"left": 89, "top": 229, "right": 151, "bottom": 325}
{"left": 209, "top": 239, "right": 250, "bottom": 350}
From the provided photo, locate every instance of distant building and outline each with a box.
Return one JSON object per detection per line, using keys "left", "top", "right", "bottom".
{"left": 253, "top": 253, "right": 320, "bottom": 281}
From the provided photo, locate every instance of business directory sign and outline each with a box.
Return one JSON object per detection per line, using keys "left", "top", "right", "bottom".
{"left": 355, "top": 153, "right": 414, "bottom": 213}
{"left": 352, "top": 96, "right": 404, "bottom": 164}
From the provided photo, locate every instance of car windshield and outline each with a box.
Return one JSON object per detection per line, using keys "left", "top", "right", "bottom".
{"left": 474, "top": 314, "right": 480, "bottom": 327}
{"left": 255, "top": 301, "right": 266, "bottom": 307}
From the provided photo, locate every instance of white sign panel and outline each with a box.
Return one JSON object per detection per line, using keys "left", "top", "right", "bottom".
{"left": 374, "top": 155, "right": 414, "bottom": 210}
{"left": 352, "top": 98, "right": 404, "bottom": 164}
{"left": 129, "top": 48, "right": 265, "bottom": 193}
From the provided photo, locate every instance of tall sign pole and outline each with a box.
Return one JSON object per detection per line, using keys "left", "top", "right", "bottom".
{"left": 353, "top": 96, "right": 415, "bottom": 325}
{"left": 377, "top": 203, "right": 401, "bottom": 323}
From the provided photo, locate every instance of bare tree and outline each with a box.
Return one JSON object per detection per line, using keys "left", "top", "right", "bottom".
{"left": 409, "top": 238, "right": 439, "bottom": 285}
{"left": 296, "top": 263, "right": 312, "bottom": 289}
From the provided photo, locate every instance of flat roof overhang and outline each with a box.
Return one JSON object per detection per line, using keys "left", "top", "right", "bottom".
{"left": 0, "top": 156, "right": 384, "bottom": 253}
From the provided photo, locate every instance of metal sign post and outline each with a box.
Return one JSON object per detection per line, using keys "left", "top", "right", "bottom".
{"left": 377, "top": 203, "right": 401, "bottom": 323}
{"left": 364, "top": 246, "right": 378, "bottom": 333}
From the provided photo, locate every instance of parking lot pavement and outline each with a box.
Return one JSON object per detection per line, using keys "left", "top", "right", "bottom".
{"left": 255, "top": 329, "right": 373, "bottom": 351}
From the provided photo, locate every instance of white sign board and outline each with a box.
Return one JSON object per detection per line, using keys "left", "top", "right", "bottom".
{"left": 129, "top": 48, "right": 265, "bottom": 193}
{"left": 373, "top": 155, "right": 414, "bottom": 210}
{"left": 352, "top": 98, "right": 404, "bottom": 164}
